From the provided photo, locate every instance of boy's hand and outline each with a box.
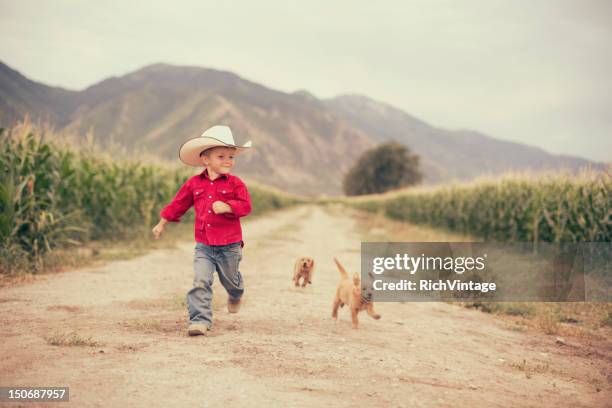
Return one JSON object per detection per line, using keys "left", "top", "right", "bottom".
{"left": 152, "top": 220, "right": 167, "bottom": 239}
{"left": 212, "top": 201, "right": 232, "bottom": 214}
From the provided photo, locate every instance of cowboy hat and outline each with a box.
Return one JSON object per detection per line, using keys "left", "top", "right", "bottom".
{"left": 179, "top": 125, "right": 252, "bottom": 167}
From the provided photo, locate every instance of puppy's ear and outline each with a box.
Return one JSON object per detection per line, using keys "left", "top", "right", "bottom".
{"left": 353, "top": 273, "right": 360, "bottom": 287}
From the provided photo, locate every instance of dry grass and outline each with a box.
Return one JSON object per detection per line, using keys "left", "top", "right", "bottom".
{"left": 601, "top": 310, "right": 612, "bottom": 327}
{"left": 507, "top": 358, "right": 550, "bottom": 379}
{"left": 467, "top": 301, "right": 612, "bottom": 340}
{"left": 121, "top": 318, "right": 163, "bottom": 332}
{"left": 45, "top": 331, "right": 103, "bottom": 347}
{"left": 537, "top": 307, "right": 561, "bottom": 335}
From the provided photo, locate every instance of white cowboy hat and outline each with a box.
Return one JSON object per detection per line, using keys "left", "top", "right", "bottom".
{"left": 178, "top": 125, "right": 252, "bottom": 167}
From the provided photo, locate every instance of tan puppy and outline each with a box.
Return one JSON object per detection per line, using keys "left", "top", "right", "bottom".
{"left": 293, "top": 256, "right": 315, "bottom": 287}
{"left": 332, "top": 258, "right": 381, "bottom": 329}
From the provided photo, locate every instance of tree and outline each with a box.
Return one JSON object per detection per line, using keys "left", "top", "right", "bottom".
{"left": 342, "top": 142, "right": 422, "bottom": 196}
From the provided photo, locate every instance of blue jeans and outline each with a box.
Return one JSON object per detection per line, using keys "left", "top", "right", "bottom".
{"left": 187, "top": 241, "right": 244, "bottom": 328}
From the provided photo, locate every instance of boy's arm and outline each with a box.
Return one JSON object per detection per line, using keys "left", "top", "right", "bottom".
{"left": 159, "top": 179, "right": 194, "bottom": 222}
{"left": 223, "top": 180, "right": 252, "bottom": 219}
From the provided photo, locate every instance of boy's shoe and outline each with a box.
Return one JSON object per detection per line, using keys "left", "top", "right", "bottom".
{"left": 187, "top": 323, "right": 209, "bottom": 336}
{"left": 227, "top": 297, "right": 241, "bottom": 313}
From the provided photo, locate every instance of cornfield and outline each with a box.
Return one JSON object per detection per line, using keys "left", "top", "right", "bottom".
{"left": 347, "top": 170, "right": 612, "bottom": 243}
{"left": 0, "top": 124, "right": 301, "bottom": 273}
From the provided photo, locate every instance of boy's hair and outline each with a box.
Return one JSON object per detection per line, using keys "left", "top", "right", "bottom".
{"left": 199, "top": 146, "right": 237, "bottom": 158}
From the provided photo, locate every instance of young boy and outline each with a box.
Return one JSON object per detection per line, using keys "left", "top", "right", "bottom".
{"left": 151, "top": 125, "right": 253, "bottom": 336}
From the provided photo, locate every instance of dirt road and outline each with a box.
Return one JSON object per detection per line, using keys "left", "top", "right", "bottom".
{"left": 0, "top": 205, "right": 609, "bottom": 407}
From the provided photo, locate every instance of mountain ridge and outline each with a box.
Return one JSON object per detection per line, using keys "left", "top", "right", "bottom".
{"left": 0, "top": 60, "right": 605, "bottom": 195}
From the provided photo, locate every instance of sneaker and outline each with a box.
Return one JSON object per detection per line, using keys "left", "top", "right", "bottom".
{"left": 187, "top": 323, "right": 209, "bottom": 336}
{"left": 227, "top": 297, "right": 241, "bottom": 313}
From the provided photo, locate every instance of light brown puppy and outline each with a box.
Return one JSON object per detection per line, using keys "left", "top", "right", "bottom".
{"left": 293, "top": 256, "right": 315, "bottom": 287}
{"left": 332, "top": 258, "right": 381, "bottom": 329}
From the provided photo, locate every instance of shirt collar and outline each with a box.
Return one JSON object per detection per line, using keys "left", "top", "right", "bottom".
{"left": 200, "top": 168, "right": 229, "bottom": 181}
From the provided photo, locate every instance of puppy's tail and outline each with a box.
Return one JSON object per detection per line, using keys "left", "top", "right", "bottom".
{"left": 333, "top": 258, "right": 349, "bottom": 278}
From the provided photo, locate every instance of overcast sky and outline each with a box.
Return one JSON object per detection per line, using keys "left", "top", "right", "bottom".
{"left": 1, "top": 0, "right": 610, "bottom": 162}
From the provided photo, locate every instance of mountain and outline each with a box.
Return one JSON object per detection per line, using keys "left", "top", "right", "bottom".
{"left": 324, "top": 94, "right": 603, "bottom": 184}
{"left": 0, "top": 62, "right": 77, "bottom": 126}
{"left": 0, "top": 61, "right": 606, "bottom": 195}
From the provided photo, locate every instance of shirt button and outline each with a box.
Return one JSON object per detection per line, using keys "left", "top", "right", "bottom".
{"left": 208, "top": 195, "right": 212, "bottom": 198}
{"left": 208, "top": 210, "right": 211, "bottom": 213}
{"left": 210, "top": 182, "right": 213, "bottom": 185}
{"left": 207, "top": 224, "right": 210, "bottom": 227}
{"left": 195, "top": 192, "right": 199, "bottom": 195}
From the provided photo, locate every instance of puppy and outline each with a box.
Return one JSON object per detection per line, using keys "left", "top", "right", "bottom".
{"left": 332, "top": 258, "right": 381, "bottom": 329}
{"left": 293, "top": 256, "right": 315, "bottom": 287}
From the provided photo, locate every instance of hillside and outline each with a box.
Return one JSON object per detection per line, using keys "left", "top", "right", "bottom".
{"left": 0, "top": 62, "right": 77, "bottom": 126}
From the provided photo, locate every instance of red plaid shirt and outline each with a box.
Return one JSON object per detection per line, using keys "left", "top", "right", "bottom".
{"left": 160, "top": 169, "right": 252, "bottom": 246}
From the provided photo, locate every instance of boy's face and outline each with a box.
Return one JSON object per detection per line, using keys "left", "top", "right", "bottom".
{"left": 201, "top": 146, "right": 237, "bottom": 175}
